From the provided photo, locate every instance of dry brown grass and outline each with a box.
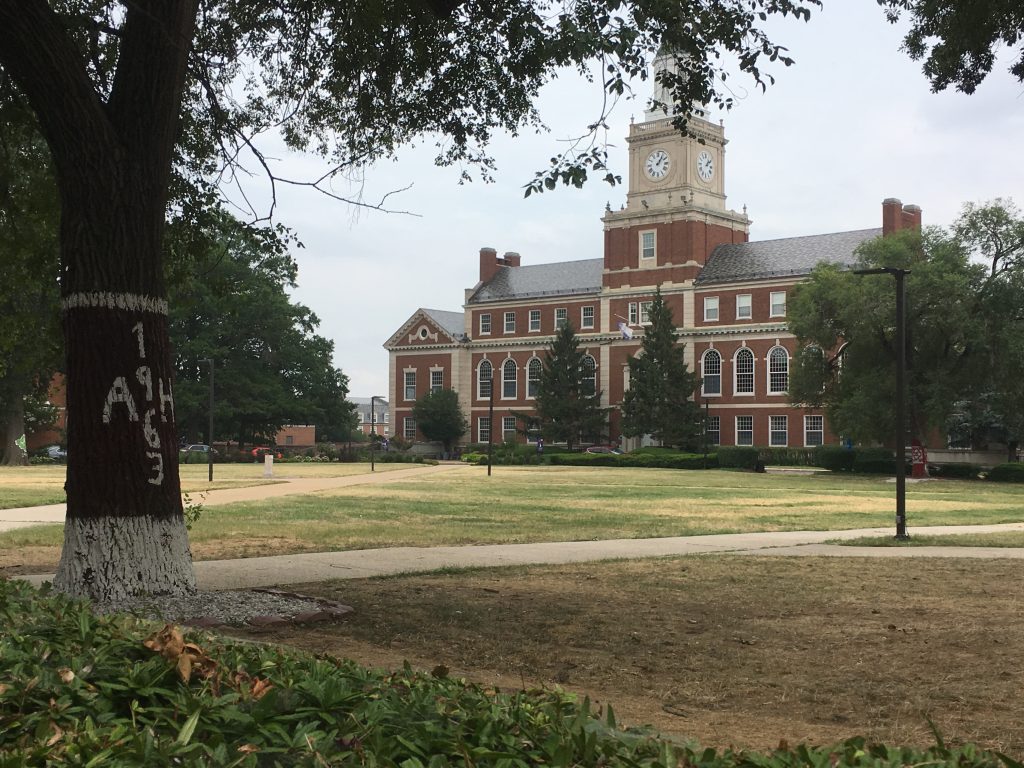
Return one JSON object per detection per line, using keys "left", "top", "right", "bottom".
{"left": 231, "top": 555, "right": 1024, "bottom": 755}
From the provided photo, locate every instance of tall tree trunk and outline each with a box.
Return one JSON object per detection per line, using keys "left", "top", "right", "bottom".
{"left": 1, "top": 396, "right": 27, "bottom": 466}
{"left": 0, "top": 0, "right": 200, "bottom": 600}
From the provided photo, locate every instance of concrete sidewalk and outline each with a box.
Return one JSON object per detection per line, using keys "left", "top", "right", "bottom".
{"left": 0, "top": 463, "right": 462, "bottom": 533}
{"left": 20, "top": 522, "right": 1024, "bottom": 591}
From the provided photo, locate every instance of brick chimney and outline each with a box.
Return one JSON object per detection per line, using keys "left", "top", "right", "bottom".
{"left": 479, "top": 247, "right": 499, "bottom": 282}
{"left": 502, "top": 251, "right": 521, "bottom": 267}
{"left": 882, "top": 198, "right": 923, "bottom": 235}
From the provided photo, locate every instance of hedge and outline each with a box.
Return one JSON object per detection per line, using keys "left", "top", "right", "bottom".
{"left": 757, "top": 447, "right": 817, "bottom": 466}
{"left": 717, "top": 446, "right": 759, "bottom": 469}
{"left": 814, "top": 445, "right": 856, "bottom": 472}
{"left": 550, "top": 451, "right": 716, "bottom": 469}
{"left": 987, "top": 462, "right": 1024, "bottom": 483}
{"left": 928, "top": 463, "right": 982, "bottom": 480}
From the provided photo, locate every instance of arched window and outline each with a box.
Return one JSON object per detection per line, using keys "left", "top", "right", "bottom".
{"left": 768, "top": 346, "right": 789, "bottom": 394}
{"left": 527, "top": 357, "right": 543, "bottom": 398}
{"left": 734, "top": 348, "right": 754, "bottom": 394}
{"left": 702, "top": 349, "right": 721, "bottom": 395}
{"left": 502, "top": 358, "right": 518, "bottom": 399}
{"left": 581, "top": 355, "right": 597, "bottom": 396}
{"left": 477, "top": 360, "right": 492, "bottom": 400}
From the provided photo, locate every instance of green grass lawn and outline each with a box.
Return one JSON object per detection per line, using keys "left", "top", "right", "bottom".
{"left": 4, "top": 466, "right": 1023, "bottom": 559}
{"left": 834, "top": 531, "right": 1024, "bottom": 547}
{"left": 0, "top": 461, "right": 394, "bottom": 509}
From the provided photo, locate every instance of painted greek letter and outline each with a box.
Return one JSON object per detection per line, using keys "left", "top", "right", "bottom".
{"left": 102, "top": 377, "right": 139, "bottom": 423}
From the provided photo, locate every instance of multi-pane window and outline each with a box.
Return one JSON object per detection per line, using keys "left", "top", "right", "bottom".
{"left": 504, "top": 311, "right": 516, "bottom": 333}
{"left": 527, "top": 358, "right": 542, "bottom": 398}
{"left": 404, "top": 371, "right": 416, "bottom": 400}
{"left": 702, "top": 350, "right": 721, "bottom": 395}
{"left": 768, "top": 347, "right": 789, "bottom": 393}
{"left": 581, "top": 306, "right": 595, "bottom": 329}
{"left": 769, "top": 415, "right": 788, "bottom": 446}
{"left": 639, "top": 301, "right": 653, "bottom": 324}
{"left": 502, "top": 416, "right": 517, "bottom": 441}
{"left": 736, "top": 294, "right": 752, "bottom": 320}
{"left": 736, "top": 416, "right": 753, "bottom": 446}
{"left": 555, "top": 308, "right": 568, "bottom": 328}
{"left": 430, "top": 370, "right": 443, "bottom": 393}
{"left": 704, "top": 296, "right": 719, "bottom": 321}
{"left": 478, "top": 416, "right": 491, "bottom": 443}
{"left": 735, "top": 348, "right": 754, "bottom": 394}
{"left": 805, "top": 415, "right": 824, "bottom": 446}
{"left": 770, "top": 291, "right": 787, "bottom": 317}
{"left": 640, "top": 231, "right": 656, "bottom": 261}
{"left": 478, "top": 360, "right": 492, "bottom": 399}
{"left": 502, "top": 358, "right": 517, "bottom": 398}
{"left": 628, "top": 302, "right": 639, "bottom": 325}
{"left": 479, "top": 313, "right": 491, "bottom": 334}
{"left": 529, "top": 309, "right": 541, "bottom": 332}
{"left": 404, "top": 417, "right": 417, "bottom": 440}
{"left": 581, "top": 355, "right": 597, "bottom": 396}
{"left": 706, "top": 415, "right": 721, "bottom": 446}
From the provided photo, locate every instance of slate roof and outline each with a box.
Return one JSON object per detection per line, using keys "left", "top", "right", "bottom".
{"left": 694, "top": 228, "right": 882, "bottom": 286}
{"left": 469, "top": 259, "right": 604, "bottom": 303}
{"left": 421, "top": 308, "right": 466, "bottom": 339}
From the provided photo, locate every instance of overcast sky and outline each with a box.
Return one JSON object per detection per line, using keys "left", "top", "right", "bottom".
{"left": 253, "top": 4, "right": 1024, "bottom": 401}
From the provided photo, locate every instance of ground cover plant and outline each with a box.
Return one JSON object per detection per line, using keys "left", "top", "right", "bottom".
{"left": 3, "top": 465, "right": 1024, "bottom": 575}
{"left": 234, "top": 556, "right": 1024, "bottom": 755}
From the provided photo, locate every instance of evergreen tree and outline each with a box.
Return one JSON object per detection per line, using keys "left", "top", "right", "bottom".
{"left": 412, "top": 389, "right": 468, "bottom": 454}
{"left": 621, "top": 289, "right": 701, "bottom": 448}
{"left": 534, "top": 323, "right": 607, "bottom": 451}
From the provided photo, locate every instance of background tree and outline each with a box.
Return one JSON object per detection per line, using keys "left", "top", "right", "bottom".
{"left": 167, "top": 211, "right": 354, "bottom": 449}
{"left": 534, "top": 323, "right": 607, "bottom": 450}
{"left": 879, "top": 1, "right": 1024, "bottom": 94}
{"left": 411, "top": 389, "right": 469, "bottom": 455}
{"left": 0, "top": 97, "right": 60, "bottom": 465}
{"left": 788, "top": 228, "right": 984, "bottom": 445}
{"left": 620, "top": 289, "right": 701, "bottom": 448}
{"left": 0, "top": 0, "right": 822, "bottom": 599}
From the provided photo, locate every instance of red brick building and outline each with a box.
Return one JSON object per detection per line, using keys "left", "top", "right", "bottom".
{"left": 385, "top": 72, "right": 920, "bottom": 450}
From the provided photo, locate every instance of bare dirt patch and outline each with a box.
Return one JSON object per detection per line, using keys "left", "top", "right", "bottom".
{"left": 227, "top": 556, "right": 1024, "bottom": 755}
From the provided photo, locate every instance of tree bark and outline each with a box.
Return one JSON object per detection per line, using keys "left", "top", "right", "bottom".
{"left": 0, "top": 0, "right": 200, "bottom": 600}
{"left": 1, "top": 396, "right": 27, "bottom": 466}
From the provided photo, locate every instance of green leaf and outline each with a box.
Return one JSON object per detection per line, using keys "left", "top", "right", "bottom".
{"left": 176, "top": 709, "right": 202, "bottom": 746}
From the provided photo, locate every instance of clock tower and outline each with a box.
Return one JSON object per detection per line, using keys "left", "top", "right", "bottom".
{"left": 602, "top": 51, "right": 750, "bottom": 282}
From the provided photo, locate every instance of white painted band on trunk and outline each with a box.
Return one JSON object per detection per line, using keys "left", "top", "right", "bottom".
{"left": 54, "top": 513, "right": 195, "bottom": 601}
{"left": 62, "top": 292, "right": 169, "bottom": 315}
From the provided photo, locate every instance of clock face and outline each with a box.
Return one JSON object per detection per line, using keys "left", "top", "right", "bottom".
{"left": 696, "top": 150, "right": 714, "bottom": 182}
{"left": 644, "top": 149, "right": 671, "bottom": 180}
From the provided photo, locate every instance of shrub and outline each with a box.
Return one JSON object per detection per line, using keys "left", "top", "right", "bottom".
{"left": 549, "top": 452, "right": 716, "bottom": 469}
{"left": 757, "top": 447, "right": 816, "bottom": 466}
{"left": 852, "top": 447, "right": 898, "bottom": 475}
{"left": 813, "top": 445, "right": 856, "bottom": 472}
{"left": 987, "top": 462, "right": 1024, "bottom": 483}
{"left": 928, "top": 463, "right": 981, "bottom": 480}
{"left": 717, "top": 446, "right": 759, "bottom": 470}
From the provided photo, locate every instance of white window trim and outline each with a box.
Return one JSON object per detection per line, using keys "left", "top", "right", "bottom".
{"left": 529, "top": 309, "right": 541, "bottom": 333}
{"left": 503, "top": 311, "right": 516, "bottom": 334}
{"left": 404, "top": 417, "right": 417, "bottom": 440}
{"left": 733, "top": 347, "right": 755, "bottom": 397}
{"left": 804, "top": 415, "right": 825, "bottom": 447}
{"left": 704, "top": 296, "right": 720, "bottom": 322}
{"left": 770, "top": 291, "right": 787, "bottom": 318}
{"left": 477, "top": 360, "right": 493, "bottom": 400}
{"left": 735, "top": 415, "right": 754, "bottom": 447}
{"left": 706, "top": 415, "right": 721, "bottom": 446}
{"left": 581, "top": 306, "right": 595, "bottom": 329}
{"left": 639, "top": 230, "right": 656, "bottom": 263}
{"left": 700, "top": 349, "right": 722, "bottom": 398}
{"left": 429, "top": 368, "right": 444, "bottom": 393}
{"left": 479, "top": 313, "right": 491, "bottom": 336}
{"left": 555, "top": 307, "right": 568, "bottom": 329}
{"left": 526, "top": 357, "right": 542, "bottom": 400}
{"left": 502, "top": 416, "right": 518, "bottom": 441}
{"left": 639, "top": 301, "right": 653, "bottom": 325}
{"left": 477, "top": 416, "right": 491, "bottom": 444}
{"left": 628, "top": 302, "right": 639, "bottom": 326}
{"left": 769, "top": 415, "right": 789, "bottom": 447}
{"left": 403, "top": 370, "right": 416, "bottom": 401}
{"left": 736, "top": 294, "right": 753, "bottom": 320}
{"left": 501, "top": 359, "right": 518, "bottom": 400}
{"left": 767, "top": 346, "right": 790, "bottom": 396}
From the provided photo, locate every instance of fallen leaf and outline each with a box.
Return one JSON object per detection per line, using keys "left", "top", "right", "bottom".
{"left": 251, "top": 678, "right": 274, "bottom": 700}
{"left": 46, "top": 722, "right": 63, "bottom": 747}
{"left": 58, "top": 668, "right": 75, "bottom": 684}
{"left": 238, "top": 744, "right": 260, "bottom": 754}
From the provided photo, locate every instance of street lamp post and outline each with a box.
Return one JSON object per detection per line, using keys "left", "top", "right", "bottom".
{"left": 487, "top": 372, "right": 495, "bottom": 477}
{"left": 853, "top": 266, "right": 910, "bottom": 540}
{"left": 205, "top": 358, "right": 214, "bottom": 483}
{"left": 370, "top": 395, "right": 380, "bottom": 472}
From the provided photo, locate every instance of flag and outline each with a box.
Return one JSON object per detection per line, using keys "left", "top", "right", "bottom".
{"left": 618, "top": 321, "right": 633, "bottom": 340}
{"left": 15, "top": 434, "right": 26, "bottom": 452}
